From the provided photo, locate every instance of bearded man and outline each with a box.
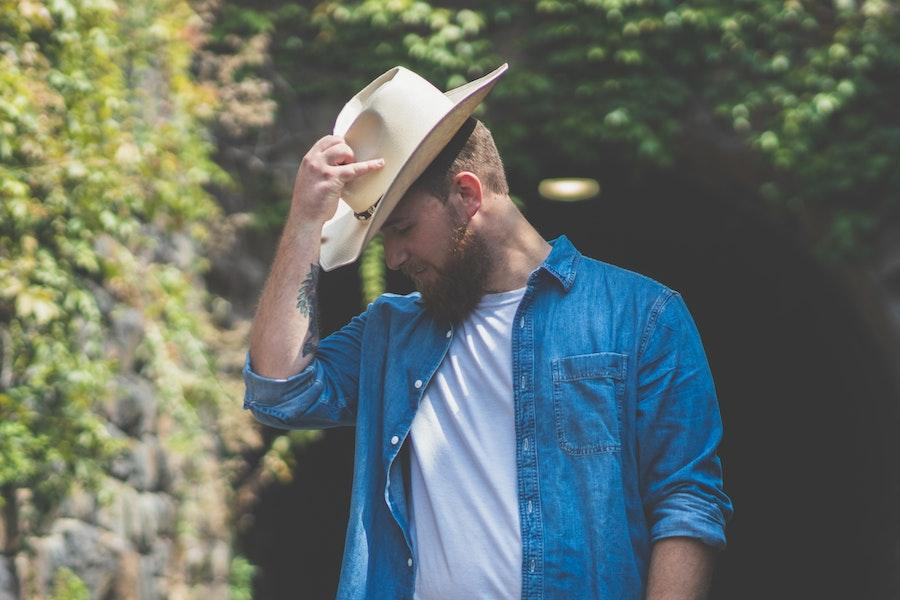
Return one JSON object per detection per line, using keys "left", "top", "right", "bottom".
{"left": 243, "top": 64, "right": 732, "bottom": 600}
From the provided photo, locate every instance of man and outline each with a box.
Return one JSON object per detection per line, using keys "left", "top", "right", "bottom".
{"left": 244, "top": 64, "right": 732, "bottom": 599}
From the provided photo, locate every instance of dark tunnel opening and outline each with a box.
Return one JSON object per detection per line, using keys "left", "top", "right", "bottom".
{"left": 239, "top": 169, "right": 900, "bottom": 599}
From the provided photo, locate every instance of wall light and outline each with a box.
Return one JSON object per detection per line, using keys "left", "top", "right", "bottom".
{"left": 538, "top": 178, "right": 601, "bottom": 202}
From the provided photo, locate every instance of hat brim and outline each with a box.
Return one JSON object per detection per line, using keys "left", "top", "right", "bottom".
{"left": 320, "top": 63, "right": 508, "bottom": 271}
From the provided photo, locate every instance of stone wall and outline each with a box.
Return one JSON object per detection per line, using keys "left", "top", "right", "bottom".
{"left": 0, "top": 232, "right": 256, "bottom": 599}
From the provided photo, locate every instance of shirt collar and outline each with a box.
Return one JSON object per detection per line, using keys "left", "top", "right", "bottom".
{"left": 536, "top": 235, "right": 579, "bottom": 292}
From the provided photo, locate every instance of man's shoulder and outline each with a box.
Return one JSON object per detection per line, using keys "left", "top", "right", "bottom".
{"left": 575, "top": 253, "right": 675, "bottom": 300}
{"left": 571, "top": 255, "right": 687, "bottom": 343}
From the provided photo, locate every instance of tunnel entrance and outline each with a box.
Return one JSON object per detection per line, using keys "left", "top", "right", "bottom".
{"left": 239, "top": 169, "right": 900, "bottom": 599}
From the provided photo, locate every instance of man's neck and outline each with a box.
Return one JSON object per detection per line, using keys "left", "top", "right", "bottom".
{"left": 482, "top": 211, "right": 551, "bottom": 293}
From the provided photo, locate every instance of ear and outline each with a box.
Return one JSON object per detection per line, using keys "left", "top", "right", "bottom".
{"left": 450, "top": 171, "right": 482, "bottom": 219}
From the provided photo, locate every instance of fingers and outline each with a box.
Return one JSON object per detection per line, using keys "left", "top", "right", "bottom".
{"left": 334, "top": 158, "right": 385, "bottom": 181}
{"left": 321, "top": 142, "right": 355, "bottom": 166}
{"left": 292, "top": 137, "right": 385, "bottom": 221}
{"left": 311, "top": 134, "right": 346, "bottom": 152}
{"left": 304, "top": 135, "right": 384, "bottom": 182}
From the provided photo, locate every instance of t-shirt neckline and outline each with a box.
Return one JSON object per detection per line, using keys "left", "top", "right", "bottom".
{"left": 477, "top": 286, "right": 527, "bottom": 309}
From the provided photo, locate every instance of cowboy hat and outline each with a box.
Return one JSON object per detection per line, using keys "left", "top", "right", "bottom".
{"left": 319, "top": 63, "right": 509, "bottom": 271}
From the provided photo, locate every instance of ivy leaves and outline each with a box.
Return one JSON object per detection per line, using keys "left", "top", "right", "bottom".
{"left": 1, "top": 0, "right": 226, "bottom": 516}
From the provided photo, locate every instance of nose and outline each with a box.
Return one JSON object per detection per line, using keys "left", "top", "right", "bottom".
{"left": 383, "top": 236, "right": 408, "bottom": 271}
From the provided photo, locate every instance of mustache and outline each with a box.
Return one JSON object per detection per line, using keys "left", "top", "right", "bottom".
{"left": 401, "top": 262, "right": 427, "bottom": 278}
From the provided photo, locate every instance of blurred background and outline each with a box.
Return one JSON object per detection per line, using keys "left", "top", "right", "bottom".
{"left": 2, "top": 0, "right": 899, "bottom": 598}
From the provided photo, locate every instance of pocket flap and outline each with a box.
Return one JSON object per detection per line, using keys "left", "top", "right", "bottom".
{"left": 552, "top": 352, "right": 627, "bottom": 382}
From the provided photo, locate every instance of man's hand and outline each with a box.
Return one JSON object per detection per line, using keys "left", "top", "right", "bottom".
{"left": 645, "top": 537, "right": 716, "bottom": 600}
{"left": 248, "top": 136, "right": 383, "bottom": 379}
{"left": 290, "top": 135, "right": 384, "bottom": 224}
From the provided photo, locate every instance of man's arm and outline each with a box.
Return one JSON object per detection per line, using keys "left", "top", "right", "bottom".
{"left": 248, "top": 135, "right": 383, "bottom": 379}
{"left": 645, "top": 537, "right": 716, "bottom": 600}
{"left": 635, "top": 290, "right": 732, "bottom": 586}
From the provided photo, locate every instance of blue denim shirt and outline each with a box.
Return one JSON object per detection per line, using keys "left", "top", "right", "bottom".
{"left": 243, "top": 235, "right": 732, "bottom": 599}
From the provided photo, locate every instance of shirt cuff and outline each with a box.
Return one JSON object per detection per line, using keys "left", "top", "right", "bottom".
{"left": 648, "top": 491, "right": 730, "bottom": 550}
{"left": 242, "top": 353, "right": 316, "bottom": 409}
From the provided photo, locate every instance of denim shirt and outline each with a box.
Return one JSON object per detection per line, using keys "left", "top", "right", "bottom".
{"left": 243, "top": 235, "right": 732, "bottom": 599}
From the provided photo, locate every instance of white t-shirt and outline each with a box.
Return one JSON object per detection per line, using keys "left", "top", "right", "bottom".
{"left": 409, "top": 286, "right": 526, "bottom": 600}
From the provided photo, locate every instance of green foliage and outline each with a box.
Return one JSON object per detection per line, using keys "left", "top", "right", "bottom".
{"left": 0, "top": 0, "right": 226, "bottom": 517}
{"left": 479, "top": 0, "right": 900, "bottom": 261}
{"left": 360, "top": 235, "right": 385, "bottom": 305}
{"left": 228, "top": 554, "right": 256, "bottom": 600}
{"left": 218, "top": 0, "right": 898, "bottom": 276}
{"left": 50, "top": 568, "right": 89, "bottom": 600}
{"left": 260, "top": 429, "right": 323, "bottom": 483}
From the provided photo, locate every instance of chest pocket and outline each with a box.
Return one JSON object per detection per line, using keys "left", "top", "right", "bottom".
{"left": 551, "top": 352, "right": 627, "bottom": 455}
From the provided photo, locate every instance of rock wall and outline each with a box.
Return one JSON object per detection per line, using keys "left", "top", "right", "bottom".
{"left": 0, "top": 1, "right": 265, "bottom": 596}
{"left": 0, "top": 233, "right": 255, "bottom": 599}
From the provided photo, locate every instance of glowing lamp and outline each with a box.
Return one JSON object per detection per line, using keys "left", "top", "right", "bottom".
{"left": 538, "top": 178, "right": 600, "bottom": 202}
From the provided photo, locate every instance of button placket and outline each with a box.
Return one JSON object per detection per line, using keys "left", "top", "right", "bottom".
{"left": 513, "top": 300, "right": 543, "bottom": 588}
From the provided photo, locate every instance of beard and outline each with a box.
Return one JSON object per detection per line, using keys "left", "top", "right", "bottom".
{"left": 404, "top": 211, "right": 493, "bottom": 325}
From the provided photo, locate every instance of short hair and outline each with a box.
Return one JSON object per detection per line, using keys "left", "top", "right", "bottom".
{"left": 408, "top": 118, "right": 509, "bottom": 202}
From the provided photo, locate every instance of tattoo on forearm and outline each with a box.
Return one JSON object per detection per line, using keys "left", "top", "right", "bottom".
{"left": 303, "top": 309, "right": 319, "bottom": 357}
{"left": 296, "top": 264, "right": 320, "bottom": 316}
{"left": 297, "top": 264, "right": 321, "bottom": 357}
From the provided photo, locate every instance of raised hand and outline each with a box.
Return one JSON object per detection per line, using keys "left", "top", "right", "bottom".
{"left": 291, "top": 135, "right": 384, "bottom": 223}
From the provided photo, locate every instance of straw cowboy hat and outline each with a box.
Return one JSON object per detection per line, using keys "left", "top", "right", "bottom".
{"left": 319, "top": 63, "right": 509, "bottom": 271}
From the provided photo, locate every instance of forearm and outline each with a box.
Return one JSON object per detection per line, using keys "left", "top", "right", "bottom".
{"left": 248, "top": 214, "right": 324, "bottom": 379}
{"left": 645, "top": 537, "right": 716, "bottom": 600}
{"left": 247, "top": 135, "right": 383, "bottom": 380}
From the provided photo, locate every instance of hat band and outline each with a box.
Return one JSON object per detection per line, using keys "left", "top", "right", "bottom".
{"left": 353, "top": 196, "right": 382, "bottom": 221}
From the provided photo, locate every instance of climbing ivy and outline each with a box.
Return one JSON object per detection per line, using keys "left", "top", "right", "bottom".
{"left": 217, "top": 0, "right": 898, "bottom": 291}
{"left": 0, "top": 0, "right": 225, "bottom": 516}
{"left": 485, "top": 0, "right": 900, "bottom": 261}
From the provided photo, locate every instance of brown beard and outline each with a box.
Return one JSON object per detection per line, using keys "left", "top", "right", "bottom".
{"left": 406, "top": 211, "right": 492, "bottom": 325}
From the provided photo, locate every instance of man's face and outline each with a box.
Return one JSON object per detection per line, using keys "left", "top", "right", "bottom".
{"left": 381, "top": 190, "right": 492, "bottom": 323}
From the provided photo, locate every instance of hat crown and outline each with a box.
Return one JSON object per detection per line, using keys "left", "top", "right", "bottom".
{"left": 335, "top": 68, "right": 453, "bottom": 213}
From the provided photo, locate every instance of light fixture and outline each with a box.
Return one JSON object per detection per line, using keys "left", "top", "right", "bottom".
{"left": 538, "top": 178, "right": 601, "bottom": 202}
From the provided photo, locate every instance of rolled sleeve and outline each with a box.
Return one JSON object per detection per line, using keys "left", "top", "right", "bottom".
{"left": 636, "top": 290, "right": 733, "bottom": 549}
{"left": 242, "top": 306, "right": 369, "bottom": 430}
{"left": 243, "top": 355, "right": 345, "bottom": 429}
{"left": 648, "top": 491, "right": 729, "bottom": 549}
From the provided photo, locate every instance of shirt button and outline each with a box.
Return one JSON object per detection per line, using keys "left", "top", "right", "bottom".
{"left": 414, "top": 379, "right": 423, "bottom": 389}
{"left": 407, "top": 557, "right": 413, "bottom": 567}
{"left": 529, "top": 558, "right": 536, "bottom": 573}
{"left": 445, "top": 330, "right": 451, "bottom": 338}
{"left": 527, "top": 500, "right": 533, "bottom": 514}
{"left": 520, "top": 317, "right": 525, "bottom": 328}
{"left": 523, "top": 437, "right": 529, "bottom": 451}
{"left": 390, "top": 435, "right": 399, "bottom": 445}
